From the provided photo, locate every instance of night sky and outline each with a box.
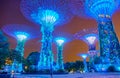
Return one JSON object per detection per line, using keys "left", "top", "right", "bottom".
{"left": 0, "top": 0, "right": 120, "bottom": 62}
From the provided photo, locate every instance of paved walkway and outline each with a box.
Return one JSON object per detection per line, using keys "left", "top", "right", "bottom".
{"left": 12, "top": 72, "right": 120, "bottom": 78}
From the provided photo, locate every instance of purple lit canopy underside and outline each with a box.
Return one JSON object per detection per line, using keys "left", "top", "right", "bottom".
{"left": 69, "top": 0, "right": 120, "bottom": 19}
{"left": 20, "top": 0, "right": 73, "bottom": 26}
{"left": 2, "top": 24, "right": 40, "bottom": 40}
{"left": 74, "top": 28, "right": 98, "bottom": 45}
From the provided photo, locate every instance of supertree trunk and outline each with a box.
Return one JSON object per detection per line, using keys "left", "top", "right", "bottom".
{"left": 98, "top": 18, "right": 120, "bottom": 64}
{"left": 38, "top": 26, "right": 54, "bottom": 70}
{"left": 88, "top": 44, "right": 97, "bottom": 71}
{"left": 15, "top": 39, "right": 26, "bottom": 72}
{"left": 89, "top": 44, "right": 96, "bottom": 51}
{"left": 15, "top": 40, "right": 26, "bottom": 57}
{"left": 56, "top": 45, "right": 64, "bottom": 70}
{"left": 83, "top": 58, "right": 88, "bottom": 72}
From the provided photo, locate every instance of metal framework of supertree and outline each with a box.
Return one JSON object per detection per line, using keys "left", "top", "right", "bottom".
{"left": 20, "top": 0, "right": 73, "bottom": 70}
{"left": 78, "top": 53, "right": 88, "bottom": 72}
{"left": 70, "top": 0, "right": 120, "bottom": 64}
{"left": 74, "top": 28, "right": 98, "bottom": 71}
{"left": 2, "top": 24, "right": 40, "bottom": 72}
{"left": 53, "top": 32, "right": 73, "bottom": 71}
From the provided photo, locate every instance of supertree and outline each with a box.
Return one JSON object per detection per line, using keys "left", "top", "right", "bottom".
{"left": 20, "top": 0, "right": 73, "bottom": 70}
{"left": 74, "top": 28, "right": 98, "bottom": 71}
{"left": 53, "top": 32, "right": 73, "bottom": 71}
{"left": 2, "top": 24, "right": 40, "bottom": 72}
{"left": 69, "top": 0, "right": 120, "bottom": 64}
{"left": 74, "top": 28, "right": 98, "bottom": 51}
{"left": 78, "top": 53, "right": 88, "bottom": 72}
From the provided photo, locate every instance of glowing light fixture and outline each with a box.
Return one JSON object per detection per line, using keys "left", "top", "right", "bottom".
{"left": 31, "top": 9, "right": 59, "bottom": 25}
{"left": 41, "top": 10, "right": 59, "bottom": 24}
{"left": 85, "top": 36, "right": 96, "bottom": 45}
{"left": 56, "top": 38, "right": 65, "bottom": 46}
{"left": 15, "top": 32, "right": 29, "bottom": 41}
{"left": 84, "top": 34, "right": 97, "bottom": 45}
{"left": 81, "top": 54, "right": 88, "bottom": 59}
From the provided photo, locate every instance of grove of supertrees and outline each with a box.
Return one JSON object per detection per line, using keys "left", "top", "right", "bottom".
{"left": 74, "top": 28, "right": 98, "bottom": 71}
{"left": 53, "top": 32, "right": 73, "bottom": 71}
{"left": 2, "top": 24, "right": 40, "bottom": 72}
{"left": 70, "top": 0, "right": 120, "bottom": 65}
{"left": 20, "top": 0, "right": 73, "bottom": 70}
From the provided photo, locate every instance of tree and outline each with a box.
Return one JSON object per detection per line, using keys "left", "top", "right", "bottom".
{"left": 26, "top": 52, "right": 40, "bottom": 65}
{"left": 24, "top": 52, "right": 40, "bottom": 72}
{"left": 9, "top": 49, "right": 24, "bottom": 63}
{"left": 75, "top": 61, "right": 84, "bottom": 71}
{"left": 0, "top": 30, "right": 10, "bottom": 69}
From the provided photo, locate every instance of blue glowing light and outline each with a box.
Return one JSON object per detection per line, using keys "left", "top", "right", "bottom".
{"left": 115, "top": 65, "right": 120, "bottom": 71}
{"left": 15, "top": 32, "right": 29, "bottom": 41}
{"left": 117, "top": 66, "right": 120, "bottom": 71}
{"left": 31, "top": 9, "right": 59, "bottom": 25}
{"left": 86, "top": 0, "right": 119, "bottom": 19}
{"left": 95, "top": 64, "right": 110, "bottom": 72}
{"left": 56, "top": 38, "right": 65, "bottom": 46}
{"left": 80, "top": 54, "right": 88, "bottom": 59}
{"left": 21, "top": 0, "right": 73, "bottom": 26}
{"left": 84, "top": 34, "right": 97, "bottom": 45}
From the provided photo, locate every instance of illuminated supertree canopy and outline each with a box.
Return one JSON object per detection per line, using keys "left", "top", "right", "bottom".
{"left": 20, "top": 0, "right": 73, "bottom": 70}
{"left": 85, "top": 0, "right": 120, "bottom": 19}
{"left": 53, "top": 32, "right": 73, "bottom": 70}
{"left": 2, "top": 24, "right": 40, "bottom": 56}
{"left": 74, "top": 27, "right": 98, "bottom": 51}
{"left": 53, "top": 32, "right": 73, "bottom": 45}
{"left": 79, "top": 53, "right": 88, "bottom": 59}
{"left": 55, "top": 38, "right": 65, "bottom": 46}
{"left": 20, "top": 0, "right": 73, "bottom": 26}
{"left": 69, "top": 0, "right": 120, "bottom": 19}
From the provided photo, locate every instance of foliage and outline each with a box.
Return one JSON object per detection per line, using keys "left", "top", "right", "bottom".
{"left": 26, "top": 52, "right": 40, "bottom": 65}
{"left": 107, "top": 66, "right": 116, "bottom": 72}
{"left": 9, "top": 49, "right": 24, "bottom": 63}
{"left": 0, "top": 30, "right": 10, "bottom": 69}
{"left": 64, "top": 61, "right": 84, "bottom": 72}
{"left": 24, "top": 52, "right": 40, "bottom": 72}
{"left": 0, "top": 30, "right": 25, "bottom": 69}
{"left": 94, "top": 57, "right": 102, "bottom": 64}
